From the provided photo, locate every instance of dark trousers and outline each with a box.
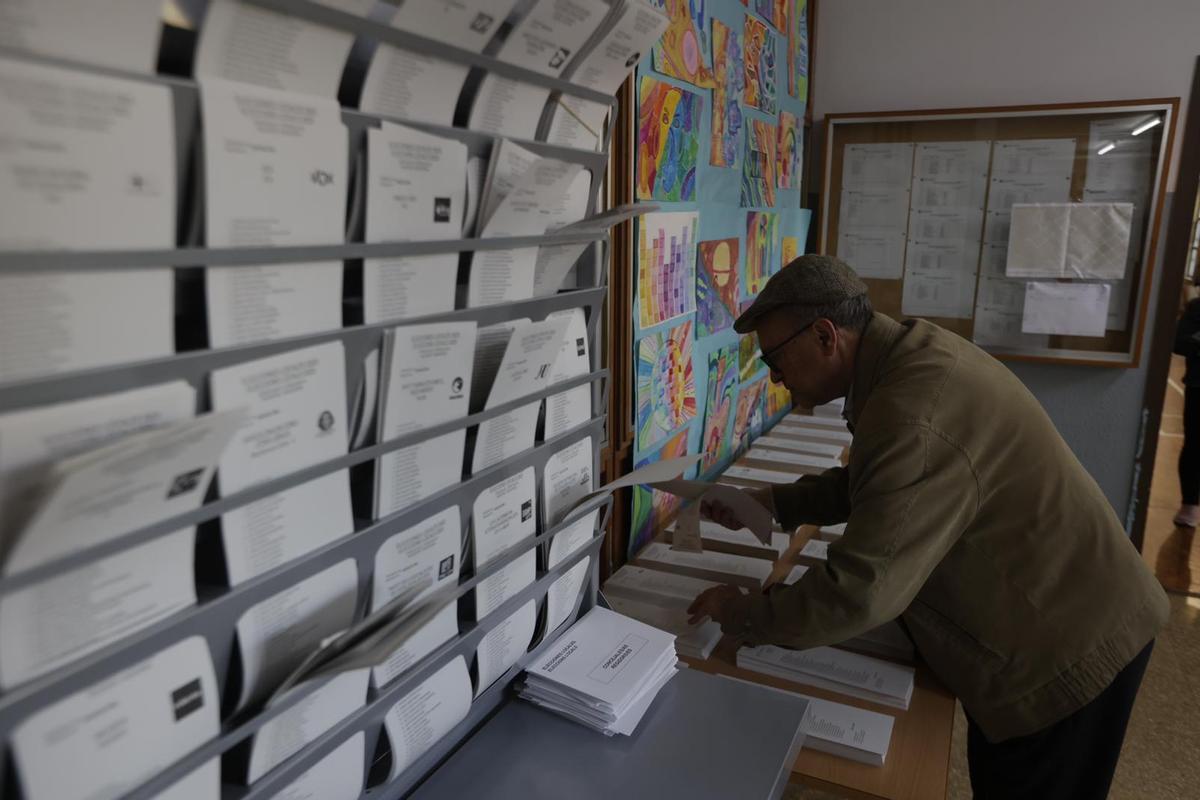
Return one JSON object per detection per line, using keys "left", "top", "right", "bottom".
{"left": 1180, "top": 386, "right": 1200, "bottom": 505}
{"left": 966, "top": 641, "right": 1153, "bottom": 800}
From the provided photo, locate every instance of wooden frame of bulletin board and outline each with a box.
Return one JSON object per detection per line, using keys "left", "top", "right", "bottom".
{"left": 818, "top": 99, "right": 1179, "bottom": 367}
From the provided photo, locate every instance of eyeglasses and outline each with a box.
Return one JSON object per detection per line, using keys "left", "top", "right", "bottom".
{"left": 757, "top": 322, "right": 813, "bottom": 374}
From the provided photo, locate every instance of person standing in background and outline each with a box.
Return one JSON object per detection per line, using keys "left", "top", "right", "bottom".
{"left": 1172, "top": 293, "right": 1200, "bottom": 526}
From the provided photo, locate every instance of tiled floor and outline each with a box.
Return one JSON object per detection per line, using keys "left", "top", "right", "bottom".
{"left": 787, "top": 360, "right": 1200, "bottom": 798}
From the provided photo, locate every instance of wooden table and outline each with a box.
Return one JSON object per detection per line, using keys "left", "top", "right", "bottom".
{"left": 693, "top": 442, "right": 958, "bottom": 800}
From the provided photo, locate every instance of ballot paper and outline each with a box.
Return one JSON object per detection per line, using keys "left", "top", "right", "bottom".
{"left": 603, "top": 565, "right": 720, "bottom": 606}
{"left": 1006, "top": 202, "right": 1134, "bottom": 280}
{"left": 384, "top": 655, "right": 473, "bottom": 779}
{"left": 201, "top": 78, "right": 347, "bottom": 347}
{"left": 795, "top": 695, "right": 896, "bottom": 766}
{"left": 361, "top": 0, "right": 520, "bottom": 126}
{"left": 542, "top": 437, "right": 595, "bottom": 526}
{"left": 472, "top": 468, "right": 537, "bottom": 571}
{"left": 723, "top": 465, "right": 804, "bottom": 485}
{"left": 247, "top": 668, "right": 369, "bottom": 783}
{"left": 819, "top": 523, "right": 847, "bottom": 539}
{"left": 375, "top": 322, "right": 475, "bottom": 518}
{"left": 755, "top": 436, "right": 844, "bottom": 458}
{"left": 0, "top": 528, "right": 194, "bottom": 690}
{"left": 633, "top": 541, "right": 773, "bottom": 589}
{"left": 748, "top": 447, "right": 840, "bottom": 470}
{"left": 476, "top": 550, "right": 536, "bottom": 626}
{"left": 813, "top": 398, "right": 846, "bottom": 417}
{"left": 468, "top": 0, "right": 610, "bottom": 138}
{"left": 0, "top": 58, "right": 175, "bottom": 383}
{"left": 545, "top": 0, "right": 670, "bottom": 149}
{"left": 0, "top": 0, "right": 164, "bottom": 72}
{"left": 688, "top": 519, "right": 790, "bottom": 559}
{"left": 472, "top": 401, "right": 541, "bottom": 473}
{"left": 364, "top": 122, "right": 468, "bottom": 324}
{"left": 545, "top": 509, "right": 600, "bottom": 633}
{"left": 775, "top": 414, "right": 850, "bottom": 430}
{"left": 370, "top": 507, "right": 462, "bottom": 688}
{"left": 534, "top": 241, "right": 591, "bottom": 296}
{"left": 195, "top": 0, "right": 370, "bottom": 97}
{"left": 3, "top": 411, "right": 243, "bottom": 575}
{"left": 519, "top": 606, "right": 678, "bottom": 735}
{"left": 463, "top": 155, "right": 488, "bottom": 236}
{"left": 235, "top": 559, "right": 359, "bottom": 709}
{"left": 475, "top": 599, "right": 537, "bottom": 696}
{"left": 11, "top": 636, "right": 219, "bottom": 800}
{"left": 544, "top": 308, "right": 593, "bottom": 439}
{"left": 480, "top": 140, "right": 540, "bottom": 226}
{"left": 772, "top": 426, "right": 853, "bottom": 446}
{"left": 1021, "top": 281, "right": 1111, "bottom": 337}
{"left": 272, "top": 731, "right": 364, "bottom": 800}
{"left": 210, "top": 342, "right": 353, "bottom": 583}
{"left": 798, "top": 538, "right": 829, "bottom": 562}
{"left": 604, "top": 593, "right": 721, "bottom": 660}
{"left": 737, "top": 644, "right": 915, "bottom": 710}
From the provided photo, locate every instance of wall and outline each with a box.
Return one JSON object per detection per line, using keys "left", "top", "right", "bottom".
{"left": 811, "top": 0, "right": 1200, "bottom": 518}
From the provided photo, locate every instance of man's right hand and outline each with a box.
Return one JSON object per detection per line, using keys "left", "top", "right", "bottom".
{"left": 700, "top": 486, "right": 775, "bottom": 531}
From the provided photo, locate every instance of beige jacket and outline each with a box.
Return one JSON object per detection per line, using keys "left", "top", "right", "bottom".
{"left": 745, "top": 313, "right": 1168, "bottom": 742}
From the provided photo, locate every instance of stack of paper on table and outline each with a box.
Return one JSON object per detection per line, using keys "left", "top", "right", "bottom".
{"left": 818, "top": 523, "right": 847, "bottom": 541}
{"left": 802, "top": 695, "right": 895, "bottom": 766}
{"left": 838, "top": 622, "right": 916, "bottom": 663}
{"left": 723, "top": 465, "right": 804, "bottom": 485}
{"left": 812, "top": 399, "right": 846, "bottom": 418}
{"left": 737, "top": 645, "right": 914, "bottom": 710}
{"left": 777, "top": 414, "right": 851, "bottom": 431}
{"left": 798, "top": 539, "right": 830, "bottom": 563}
{"left": 603, "top": 565, "right": 720, "bottom": 607}
{"left": 604, "top": 593, "right": 722, "bottom": 661}
{"left": 632, "top": 542, "right": 772, "bottom": 590}
{"left": 755, "top": 436, "right": 846, "bottom": 459}
{"left": 518, "top": 607, "right": 679, "bottom": 736}
{"left": 668, "top": 520, "right": 790, "bottom": 560}
{"left": 747, "top": 447, "right": 840, "bottom": 471}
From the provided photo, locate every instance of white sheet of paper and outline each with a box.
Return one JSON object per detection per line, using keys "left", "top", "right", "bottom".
{"left": 1086, "top": 117, "right": 1155, "bottom": 193}
{"left": 754, "top": 436, "right": 843, "bottom": 458}
{"left": 991, "top": 138, "right": 1077, "bottom": 178}
{"left": 835, "top": 229, "right": 906, "bottom": 279}
{"left": 475, "top": 550, "right": 535, "bottom": 621}
{"left": 247, "top": 668, "right": 369, "bottom": 783}
{"left": 545, "top": 509, "right": 599, "bottom": 632}
{"left": 474, "top": 599, "right": 536, "bottom": 696}
{"left": 604, "top": 564, "right": 720, "bottom": 605}
{"left": 1006, "top": 203, "right": 1133, "bottom": 280}
{"left": 839, "top": 187, "right": 911, "bottom": 230}
{"left": 384, "top": 655, "right": 473, "bottom": 779}
{"left": 0, "top": 0, "right": 164, "bottom": 72}
{"left": 272, "top": 731, "right": 364, "bottom": 800}
{"left": 11, "top": 636, "right": 219, "bottom": 800}
{"left": 901, "top": 266, "right": 977, "bottom": 319}
{"left": 364, "top": 122, "right": 467, "bottom": 324}
{"left": 483, "top": 158, "right": 585, "bottom": 237}
{"left": 1021, "top": 282, "right": 1111, "bottom": 338}
{"left": 485, "top": 316, "right": 570, "bottom": 409}
{"left": 463, "top": 154, "right": 487, "bottom": 236}
{"left": 0, "top": 527, "right": 195, "bottom": 689}
{"left": 201, "top": 78, "right": 346, "bottom": 347}
{"left": 235, "top": 559, "right": 359, "bottom": 709}
{"left": 481, "top": 139, "right": 540, "bottom": 227}
{"left": 972, "top": 305, "right": 1050, "bottom": 350}
{"left": 907, "top": 207, "right": 985, "bottom": 241}
{"left": 544, "top": 308, "right": 592, "bottom": 438}
{"left": 472, "top": 467, "right": 537, "bottom": 568}
{"left": 775, "top": 415, "right": 849, "bottom": 431}
{"left": 542, "top": 436, "right": 594, "bottom": 526}
{"left": 5, "top": 411, "right": 243, "bottom": 575}
{"left": 0, "top": 58, "right": 174, "bottom": 382}
{"left": 471, "top": 401, "right": 540, "bottom": 473}
{"left": 379, "top": 323, "right": 475, "bottom": 436}
{"left": 534, "top": 241, "right": 591, "bottom": 296}
{"left": 562, "top": 0, "right": 668, "bottom": 96}
{"left": 375, "top": 431, "right": 466, "bottom": 519}
{"left": 467, "top": 0, "right": 609, "bottom": 137}
{"left": 841, "top": 143, "right": 915, "bottom": 189}
{"left": 749, "top": 448, "right": 839, "bottom": 470}
{"left": 800, "top": 539, "right": 829, "bottom": 561}
{"left": 546, "top": 97, "right": 608, "bottom": 151}
{"left": 634, "top": 542, "right": 774, "bottom": 585}
{"left": 913, "top": 141, "right": 990, "bottom": 180}
{"left": 467, "top": 248, "right": 538, "bottom": 307}
{"left": 723, "top": 465, "right": 802, "bottom": 484}
{"left": 909, "top": 175, "right": 987, "bottom": 210}
{"left": 195, "top": 0, "right": 370, "bottom": 98}
{"left": 361, "top": 0, "right": 519, "bottom": 126}
{"left": 372, "top": 601, "right": 459, "bottom": 688}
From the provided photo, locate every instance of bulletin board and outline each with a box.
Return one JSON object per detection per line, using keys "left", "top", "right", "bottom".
{"left": 612, "top": 0, "right": 815, "bottom": 560}
{"left": 819, "top": 100, "right": 1179, "bottom": 367}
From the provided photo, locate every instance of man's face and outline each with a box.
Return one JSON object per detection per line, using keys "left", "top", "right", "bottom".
{"left": 755, "top": 310, "right": 843, "bottom": 409}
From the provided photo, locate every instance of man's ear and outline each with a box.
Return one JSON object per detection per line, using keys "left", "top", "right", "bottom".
{"left": 815, "top": 319, "right": 837, "bottom": 353}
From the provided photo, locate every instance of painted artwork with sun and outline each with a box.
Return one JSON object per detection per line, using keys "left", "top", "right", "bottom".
{"left": 636, "top": 320, "right": 698, "bottom": 451}
{"left": 696, "top": 238, "right": 740, "bottom": 336}
{"left": 745, "top": 210, "right": 779, "bottom": 296}
{"left": 701, "top": 344, "right": 738, "bottom": 470}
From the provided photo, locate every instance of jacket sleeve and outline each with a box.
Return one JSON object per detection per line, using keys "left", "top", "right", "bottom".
{"left": 769, "top": 466, "right": 852, "bottom": 528}
{"left": 744, "top": 423, "right": 978, "bottom": 649}
{"left": 1173, "top": 299, "right": 1200, "bottom": 357}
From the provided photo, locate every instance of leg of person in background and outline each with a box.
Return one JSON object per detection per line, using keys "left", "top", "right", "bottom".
{"left": 1175, "top": 386, "right": 1200, "bottom": 527}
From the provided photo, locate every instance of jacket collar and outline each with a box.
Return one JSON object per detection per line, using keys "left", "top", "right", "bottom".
{"left": 846, "top": 313, "right": 905, "bottom": 427}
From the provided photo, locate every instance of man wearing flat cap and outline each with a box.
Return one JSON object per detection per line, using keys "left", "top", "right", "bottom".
{"left": 688, "top": 255, "right": 1167, "bottom": 799}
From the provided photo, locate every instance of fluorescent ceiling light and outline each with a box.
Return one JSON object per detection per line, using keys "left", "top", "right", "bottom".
{"left": 1132, "top": 117, "right": 1162, "bottom": 136}
{"left": 1097, "top": 142, "right": 1116, "bottom": 155}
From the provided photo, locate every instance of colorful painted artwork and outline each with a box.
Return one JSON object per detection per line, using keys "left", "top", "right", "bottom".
{"left": 637, "top": 76, "right": 701, "bottom": 202}
{"left": 741, "top": 119, "right": 777, "bottom": 207}
{"left": 700, "top": 344, "right": 738, "bottom": 470}
{"left": 781, "top": 235, "right": 800, "bottom": 267}
{"left": 753, "top": 0, "right": 787, "bottom": 30}
{"left": 739, "top": 331, "right": 764, "bottom": 380}
{"left": 696, "top": 238, "right": 740, "bottom": 337}
{"left": 744, "top": 211, "right": 778, "bottom": 297}
{"left": 651, "top": 0, "right": 715, "bottom": 87}
{"left": 638, "top": 211, "right": 698, "bottom": 329}
{"left": 629, "top": 426, "right": 691, "bottom": 556}
{"left": 743, "top": 15, "right": 777, "bottom": 115}
{"left": 777, "top": 111, "right": 801, "bottom": 189}
{"left": 636, "top": 320, "right": 698, "bottom": 451}
{"left": 734, "top": 376, "right": 768, "bottom": 445}
{"left": 709, "top": 19, "right": 745, "bottom": 168}
{"left": 788, "top": 0, "right": 809, "bottom": 100}
{"left": 766, "top": 377, "right": 792, "bottom": 418}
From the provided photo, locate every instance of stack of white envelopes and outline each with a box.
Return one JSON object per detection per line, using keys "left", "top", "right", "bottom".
{"left": 519, "top": 606, "right": 679, "bottom": 736}
{"left": 736, "top": 644, "right": 914, "bottom": 709}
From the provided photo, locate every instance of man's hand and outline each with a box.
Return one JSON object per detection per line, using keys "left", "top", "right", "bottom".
{"left": 687, "top": 584, "right": 750, "bottom": 633}
{"left": 700, "top": 486, "right": 775, "bottom": 531}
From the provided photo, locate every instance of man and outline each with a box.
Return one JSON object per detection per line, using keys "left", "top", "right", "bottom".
{"left": 688, "top": 255, "right": 1168, "bottom": 799}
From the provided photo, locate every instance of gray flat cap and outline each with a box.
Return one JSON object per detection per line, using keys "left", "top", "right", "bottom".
{"left": 733, "top": 254, "right": 868, "bottom": 333}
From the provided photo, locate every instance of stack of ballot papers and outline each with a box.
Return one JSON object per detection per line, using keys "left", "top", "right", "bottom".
{"left": 632, "top": 542, "right": 773, "bottom": 589}
{"left": 802, "top": 695, "right": 895, "bottom": 766}
{"left": 668, "top": 519, "right": 790, "bottom": 560}
{"left": 736, "top": 645, "right": 915, "bottom": 710}
{"left": 812, "top": 398, "right": 846, "bottom": 418}
{"left": 518, "top": 606, "right": 679, "bottom": 736}
{"left": 605, "top": 593, "right": 722, "bottom": 660}
{"left": 747, "top": 447, "right": 840, "bottom": 471}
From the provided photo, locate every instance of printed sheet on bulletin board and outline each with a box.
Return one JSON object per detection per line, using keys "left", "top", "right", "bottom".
{"left": 629, "top": 0, "right": 811, "bottom": 556}
{"left": 818, "top": 101, "right": 1177, "bottom": 367}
